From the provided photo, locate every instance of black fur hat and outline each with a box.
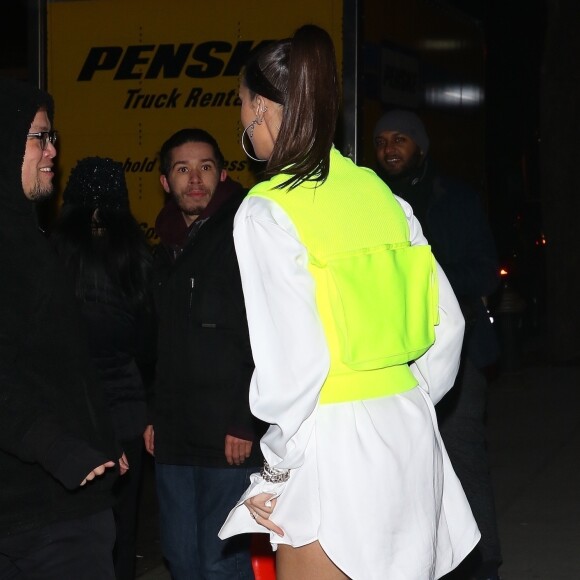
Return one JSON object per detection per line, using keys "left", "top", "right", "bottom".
{"left": 63, "top": 156, "right": 129, "bottom": 211}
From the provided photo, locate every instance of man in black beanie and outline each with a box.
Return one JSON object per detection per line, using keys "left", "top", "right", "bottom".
{"left": 374, "top": 109, "right": 503, "bottom": 580}
{"left": 0, "top": 76, "right": 121, "bottom": 578}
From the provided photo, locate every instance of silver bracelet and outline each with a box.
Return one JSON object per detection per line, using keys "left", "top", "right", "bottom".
{"left": 261, "top": 460, "right": 290, "bottom": 483}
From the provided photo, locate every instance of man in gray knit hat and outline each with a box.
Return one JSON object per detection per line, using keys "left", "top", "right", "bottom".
{"left": 374, "top": 109, "right": 503, "bottom": 580}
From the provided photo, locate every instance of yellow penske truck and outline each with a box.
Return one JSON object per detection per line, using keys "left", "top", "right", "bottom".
{"left": 31, "top": 0, "right": 484, "bottom": 239}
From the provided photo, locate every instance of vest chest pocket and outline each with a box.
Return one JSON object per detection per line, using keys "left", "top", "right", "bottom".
{"left": 311, "top": 243, "right": 439, "bottom": 371}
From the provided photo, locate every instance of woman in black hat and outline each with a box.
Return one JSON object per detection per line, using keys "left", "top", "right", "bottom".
{"left": 51, "top": 156, "right": 155, "bottom": 580}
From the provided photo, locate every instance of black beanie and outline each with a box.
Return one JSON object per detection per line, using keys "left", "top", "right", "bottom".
{"left": 63, "top": 156, "right": 129, "bottom": 211}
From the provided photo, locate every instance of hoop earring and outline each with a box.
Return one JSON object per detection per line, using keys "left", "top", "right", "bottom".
{"left": 241, "top": 124, "right": 266, "bottom": 163}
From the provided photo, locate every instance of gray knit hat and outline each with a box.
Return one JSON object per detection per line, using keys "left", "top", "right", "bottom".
{"left": 373, "top": 109, "right": 430, "bottom": 156}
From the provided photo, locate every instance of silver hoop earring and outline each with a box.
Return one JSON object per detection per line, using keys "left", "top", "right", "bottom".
{"left": 241, "top": 125, "right": 266, "bottom": 163}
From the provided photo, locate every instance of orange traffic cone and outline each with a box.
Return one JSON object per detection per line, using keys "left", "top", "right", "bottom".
{"left": 251, "top": 534, "right": 276, "bottom": 580}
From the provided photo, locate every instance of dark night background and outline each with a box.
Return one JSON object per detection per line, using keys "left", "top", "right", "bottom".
{"left": 2, "top": 0, "right": 578, "bottom": 362}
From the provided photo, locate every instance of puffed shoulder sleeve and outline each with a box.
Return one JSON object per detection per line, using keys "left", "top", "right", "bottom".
{"left": 233, "top": 196, "right": 330, "bottom": 471}
{"left": 220, "top": 196, "right": 330, "bottom": 540}
{"left": 395, "top": 195, "right": 465, "bottom": 404}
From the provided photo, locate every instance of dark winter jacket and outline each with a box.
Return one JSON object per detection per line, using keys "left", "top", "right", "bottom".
{"left": 0, "top": 77, "right": 119, "bottom": 536}
{"left": 79, "top": 279, "right": 156, "bottom": 441}
{"left": 382, "top": 158, "right": 500, "bottom": 368}
{"left": 151, "top": 179, "right": 264, "bottom": 467}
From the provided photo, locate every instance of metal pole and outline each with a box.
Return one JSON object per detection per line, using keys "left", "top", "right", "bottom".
{"left": 341, "top": 0, "right": 360, "bottom": 162}
{"left": 27, "top": 0, "right": 47, "bottom": 89}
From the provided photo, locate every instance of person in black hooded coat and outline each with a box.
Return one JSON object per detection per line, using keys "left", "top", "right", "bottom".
{"left": 0, "top": 76, "right": 121, "bottom": 579}
{"left": 51, "top": 156, "right": 156, "bottom": 580}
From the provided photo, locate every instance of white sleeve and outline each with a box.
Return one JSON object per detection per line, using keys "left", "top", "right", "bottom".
{"left": 233, "top": 196, "right": 330, "bottom": 471}
{"left": 395, "top": 196, "right": 466, "bottom": 405}
{"left": 220, "top": 196, "right": 331, "bottom": 540}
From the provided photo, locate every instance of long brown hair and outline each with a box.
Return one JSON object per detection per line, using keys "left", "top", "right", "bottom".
{"left": 243, "top": 25, "right": 340, "bottom": 190}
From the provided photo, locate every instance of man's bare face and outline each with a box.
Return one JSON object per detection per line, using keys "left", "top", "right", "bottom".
{"left": 160, "top": 141, "right": 226, "bottom": 226}
{"left": 375, "top": 130, "right": 423, "bottom": 177}
{"left": 22, "top": 109, "right": 57, "bottom": 201}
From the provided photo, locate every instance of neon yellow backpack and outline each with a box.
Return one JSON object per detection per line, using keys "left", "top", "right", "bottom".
{"left": 310, "top": 241, "right": 439, "bottom": 371}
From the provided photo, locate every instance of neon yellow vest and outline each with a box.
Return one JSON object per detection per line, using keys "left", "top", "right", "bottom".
{"left": 248, "top": 148, "right": 438, "bottom": 404}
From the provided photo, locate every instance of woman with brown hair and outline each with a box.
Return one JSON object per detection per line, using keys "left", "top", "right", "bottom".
{"left": 220, "top": 25, "right": 479, "bottom": 579}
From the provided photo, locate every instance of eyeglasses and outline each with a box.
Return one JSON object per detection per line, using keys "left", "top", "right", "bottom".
{"left": 27, "top": 130, "right": 58, "bottom": 151}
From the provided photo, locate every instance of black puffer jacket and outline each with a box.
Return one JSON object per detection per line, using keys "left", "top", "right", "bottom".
{"left": 80, "top": 278, "right": 156, "bottom": 441}
{"left": 0, "top": 77, "right": 119, "bottom": 536}
{"left": 151, "top": 182, "right": 264, "bottom": 468}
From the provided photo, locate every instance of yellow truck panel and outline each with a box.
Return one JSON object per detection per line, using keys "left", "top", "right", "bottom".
{"left": 46, "top": 0, "right": 343, "bottom": 239}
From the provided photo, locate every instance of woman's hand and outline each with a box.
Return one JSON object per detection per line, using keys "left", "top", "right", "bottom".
{"left": 244, "top": 492, "right": 284, "bottom": 536}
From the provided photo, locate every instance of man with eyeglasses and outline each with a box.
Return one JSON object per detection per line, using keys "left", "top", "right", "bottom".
{"left": 0, "top": 76, "right": 122, "bottom": 578}
{"left": 23, "top": 125, "right": 57, "bottom": 201}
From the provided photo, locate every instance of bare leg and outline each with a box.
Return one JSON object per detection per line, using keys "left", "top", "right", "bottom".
{"left": 277, "top": 541, "right": 350, "bottom": 580}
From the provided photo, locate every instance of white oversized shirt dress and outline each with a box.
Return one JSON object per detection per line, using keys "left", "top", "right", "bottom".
{"left": 219, "top": 194, "right": 480, "bottom": 579}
